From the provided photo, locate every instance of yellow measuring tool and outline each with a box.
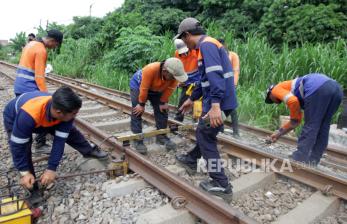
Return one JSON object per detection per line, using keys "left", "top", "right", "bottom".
{"left": 115, "top": 124, "right": 194, "bottom": 146}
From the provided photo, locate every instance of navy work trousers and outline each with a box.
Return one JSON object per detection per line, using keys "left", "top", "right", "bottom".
{"left": 130, "top": 89, "right": 168, "bottom": 134}
{"left": 186, "top": 110, "right": 232, "bottom": 188}
{"left": 292, "top": 80, "right": 343, "bottom": 164}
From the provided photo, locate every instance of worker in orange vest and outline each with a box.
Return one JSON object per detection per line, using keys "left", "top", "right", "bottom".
{"left": 129, "top": 58, "right": 188, "bottom": 154}
{"left": 3, "top": 87, "right": 107, "bottom": 206}
{"left": 173, "top": 39, "right": 200, "bottom": 122}
{"left": 218, "top": 39, "right": 240, "bottom": 137}
{"left": 265, "top": 73, "right": 342, "bottom": 165}
{"left": 14, "top": 30, "right": 64, "bottom": 152}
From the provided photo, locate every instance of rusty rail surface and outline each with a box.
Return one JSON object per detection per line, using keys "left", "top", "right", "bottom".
{"left": 0, "top": 61, "right": 258, "bottom": 224}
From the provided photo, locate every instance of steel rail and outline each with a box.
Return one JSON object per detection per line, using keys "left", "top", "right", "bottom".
{"left": 1, "top": 60, "right": 345, "bottom": 160}
{"left": 27, "top": 70, "right": 347, "bottom": 201}
{"left": 15, "top": 67, "right": 347, "bottom": 201}
{"left": 0, "top": 61, "right": 257, "bottom": 224}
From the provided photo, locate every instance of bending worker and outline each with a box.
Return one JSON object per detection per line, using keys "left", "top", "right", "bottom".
{"left": 176, "top": 18, "right": 237, "bottom": 200}
{"left": 173, "top": 39, "right": 200, "bottom": 122}
{"left": 129, "top": 58, "right": 188, "bottom": 154}
{"left": 265, "top": 73, "right": 342, "bottom": 165}
{"left": 14, "top": 29, "right": 64, "bottom": 151}
{"left": 3, "top": 87, "right": 108, "bottom": 204}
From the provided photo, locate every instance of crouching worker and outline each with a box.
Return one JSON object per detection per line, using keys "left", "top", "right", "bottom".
{"left": 265, "top": 73, "right": 342, "bottom": 165}
{"left": 3, "top": 86, "right": 108, "bottom": 204}
{"left": 129, "top": 58, "right": 188, "bottom": 154}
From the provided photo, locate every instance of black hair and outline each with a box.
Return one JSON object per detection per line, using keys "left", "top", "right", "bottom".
{"left": 217, "top": 38, "right": 225, "bottom": 44}
{"left": 46, "top": 29, "right": 64, "bottom": 45}
{"left": 52, "top": 86, "right": 82, "bottom": 113}
{"left": 28, "top": 33, "right": 36, "bottom": 38}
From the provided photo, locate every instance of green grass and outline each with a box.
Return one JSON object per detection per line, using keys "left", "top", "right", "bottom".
{"left": 48, "top": 32, "right": 346, "bottom": 133}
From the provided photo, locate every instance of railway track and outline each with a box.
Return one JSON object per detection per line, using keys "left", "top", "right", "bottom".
{"left": 1, "top": 61, "right": 347, "bottom": 224}
{"left": 46, "top": 69, "right": 347, "bottom": 162}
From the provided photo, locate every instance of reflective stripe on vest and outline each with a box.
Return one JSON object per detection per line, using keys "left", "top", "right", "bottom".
{"left": 291, "top": 78, "right": 304, "bottom": 98}
{"left": 15, "top": 93, "right": 28, "bottom": 114}
{"left": 201, "top": 72, "right": 234, "bottom": 88}
{"left": 205, "top": 65, "right": 223, "bottom": 73}
{"left": 16, "top": 68, "right": 35, "bottom": 80}
{"left": 283, "top": 93, "right": 294, "bottom": 104}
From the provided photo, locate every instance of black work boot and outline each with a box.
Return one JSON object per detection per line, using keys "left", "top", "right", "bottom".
{"left": 199, "top": 179, "right": 233, "bottom": 202}
{"left": 230, "top": 110, "right": 240, "bottom": 138}
{"left": 133, "top": 140, "right": 148, "bottom": 155}
{"left": 156, "top": 135, "right": 176, "bottom": 151}
{"left": 84, "top": 144, "right": 108, "bottom": 159}
{"left": 175, "top": 154, "right": 197, "bottom": 175}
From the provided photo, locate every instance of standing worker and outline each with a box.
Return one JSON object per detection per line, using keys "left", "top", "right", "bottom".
{"left": 3, "top": 87, "right": 108, "bottom": 205}
{"left": 173, "top": 39, "right": 200, "bottom": 122}
{"left": 14, "top": 29, "right": 63, "bottom": 96}
{"left": 129, "top": 58, "right": 188, "bottom": 154}
{"left": 14, "top": 29, "right": 64, "bottom": 151}
{"left": 218, "top": 38, "right": 240, "bottom": 137}
{"left": 265, "top": 73, "right": 342, "bottom": 165}
{"left": 176, "top": 18, "right": 237, "bottom": 200}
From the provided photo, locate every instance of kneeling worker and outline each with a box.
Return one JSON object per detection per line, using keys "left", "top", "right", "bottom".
{"left": 3, "top": 87, "right": 108, "bottom": 202}
{"left": 129, "top": 58, "right": 188, "bottom": 154}
{"left": 265, "top": 73, "right": 342, "bottom": 165}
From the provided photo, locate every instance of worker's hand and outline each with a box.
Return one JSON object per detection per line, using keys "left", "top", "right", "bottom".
{"left": 178, "top": 83, "right": 186, "bottom": 88}
{"left": 133, "top": 104, "right": 145, "bottom": 116}
{"left": 159, "top": 103, "right": 169, "bottom": 113}
{"left": 20, "top": 173, "right": 35, "bottom": 189}
{"left": 269, "top": 131, "right": 281, "bottom": 143}
{"left": 179, "top": 98, "right": 193, "bottom": 114}
{"left": 40, "top": 170, "right": 57, "bottom": 186}
{"left": 203, "top": 103, "right": 223, "bottom": 128}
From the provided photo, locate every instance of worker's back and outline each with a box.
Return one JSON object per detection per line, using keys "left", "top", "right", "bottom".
{"left": 14, "top": 41, "right": 47, "bottom": 95}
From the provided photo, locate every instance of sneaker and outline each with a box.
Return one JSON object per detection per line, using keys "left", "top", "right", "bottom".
{"left": 84, "top": 144, "right": 108, "bottom": 159}
{"left": 175, "top": 154, "right": 197, "bottom": 175}
{"left": 134, "top": 141, "right": 148, "bottom": 155}
{"left": 199, "top": 179, "right": 233, "bottom": 202}
{"left": 156, "top": 135, "right": 176, "bottom": 151}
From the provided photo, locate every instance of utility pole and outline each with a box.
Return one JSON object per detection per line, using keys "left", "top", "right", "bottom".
{"left": 89, "top": 3, "right": 94, "bottom": 17}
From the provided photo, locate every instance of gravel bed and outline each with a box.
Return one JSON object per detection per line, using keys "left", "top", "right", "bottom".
{"left": 146, "top": 134, "right": 250, "bottom": 187}
{"left": 230, "top": 179, "right": 313, "bottom": 223}
{"left": 37, "top": 173, "right": 168, "bottom": 224}
{"left": 317, "top": 201, "right": 347, "bottom": 224}
{"left": 0, "top": 75, "right": 169, "bottom": 224}
{"left": 230, "top": 177, "right": 314, "bottom": 223}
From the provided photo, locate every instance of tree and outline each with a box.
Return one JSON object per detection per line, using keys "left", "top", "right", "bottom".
{"left": 65, "top": 17, "right": 103, "bottom": 39}
{"left": 260, "top": 1, "right": 347, "bottom": 45}
{"left": 103, "top": 26, "right": 161, "bottom": 72}
{"left": 144, "top": 7, "right": 188, "bottom": 34}
{"left": 9, "top": 32, "right": 27, "bottom": 52}
{"left": 97, "top": 11, "right": 144, "bottom": 50}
